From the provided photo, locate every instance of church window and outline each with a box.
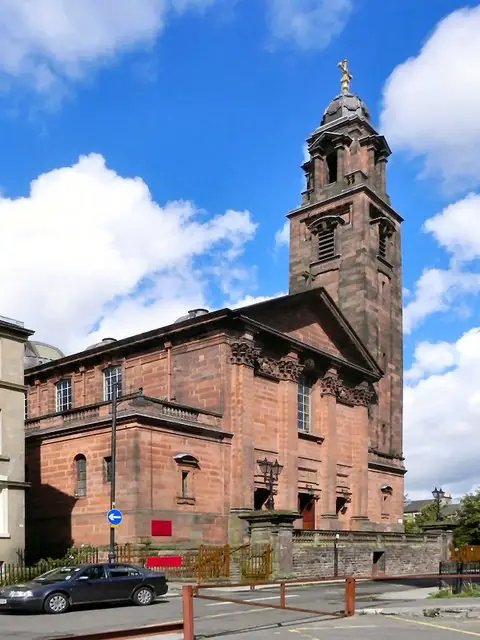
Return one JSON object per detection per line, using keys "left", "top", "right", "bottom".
{"left": 326, "top": 151, "right": 338, "bottom": 184}
{"left": 74, "top": 454, "right": 87, "bottom": 497}
{"left": 297, "top": 375, "right": 312, "bottom": 433}
{"left": 56, "top": 379, "right": 72, "bottom": 412}
{"left": 104, "top": 366, "right": 122, "bottom": 402}
{"left": 317, "top": 226, "right": 336, "bottom": 262}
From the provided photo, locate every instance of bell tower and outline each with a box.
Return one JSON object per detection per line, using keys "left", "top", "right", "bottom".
{"left": 288, "top": 60, "right": 404, "bottom": 467}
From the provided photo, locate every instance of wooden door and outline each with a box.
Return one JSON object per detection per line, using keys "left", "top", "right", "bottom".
{"left": 298, "top": 494, "right": 315, "bottom": 530}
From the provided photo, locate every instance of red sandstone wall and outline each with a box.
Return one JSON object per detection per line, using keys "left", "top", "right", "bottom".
{"left": 26, "top": 422, "right": 231, "bottom": 552}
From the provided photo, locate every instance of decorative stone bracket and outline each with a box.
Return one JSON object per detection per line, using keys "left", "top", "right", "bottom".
{"left": 230, "top": 344, "right": 375, "bottom": 406}
{"left": 320, "top": 367, "right": 375, "bottom": 407}
{"left": 230, "top": 342, "right": 304, "bottom": 382}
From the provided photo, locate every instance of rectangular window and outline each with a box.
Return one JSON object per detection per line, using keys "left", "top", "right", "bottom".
{"left": 24, "top": 393, "right": 28, "bottom": 421}
{"left": 297, "top": 376, "right": 312, "bottom": 433}
{"left": 56, "top": 379, "right": 72, "bottom": 412}
{"left": 181, "top": 470, "right": 189, "bottom": 498}
{"left": 104, "top": 366, "right": 122, "bottom": 402}
{"left": 104, "top": 456, "right": 112, "bottom": 483}
{"left": 0, "top": 482, "right": 8, "bottom": 537}
{"left": 318, "top": 227, "right": 336, "bottom": 262}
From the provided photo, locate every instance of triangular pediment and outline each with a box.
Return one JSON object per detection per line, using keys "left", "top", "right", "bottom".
{"left": 235, "top": 289, "right": 381, "bottom": 378}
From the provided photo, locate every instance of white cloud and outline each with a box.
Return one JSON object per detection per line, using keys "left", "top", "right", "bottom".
{"left": 424, "top": 192, "right": 480, "bottom": 262}
{"left": 265, "top": 0, "right": 353, "bottom": 50}
{"left": 405, "top": 340, "right": 456, "bottom": 383}
{"left": 403, "top": 192, "right": 480, "bottom": 332}
{"left": 0, "top": 153, "right": 257, "bottom": 354}
{"left": 403, "top": 267, "right": 480, "bottom": 334}
{"left": 275, "top": 221, "right": 290, "bottom": 249}
{"left": 381, "top": 6, "right": 480, "bottom": 189}
{"left": 231, "top": 292, "right": 287, "bottom": 308}
{"left": 0, "top": 0, "right": 218, "bottom": 93}
{"left": 405, "top": 328, "right": 480, "bottom": 497}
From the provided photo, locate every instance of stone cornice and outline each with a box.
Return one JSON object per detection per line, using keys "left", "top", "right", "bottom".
{"left": 26, "top": 409, "right": 232, "bottom": 443}
{"left": 287, "top": 183, "right": 403, "bottom": 224}
{"left": 0, "top": 379, "right": 26, "bottom": 393}
{"left": 368, "top": 460, "right": 407, "bottom": 476}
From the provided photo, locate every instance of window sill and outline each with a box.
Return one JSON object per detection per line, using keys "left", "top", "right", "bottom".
{"left": 0, "top": 533, "right": 11, "bottom": 539}
{"left": 176, "top": 496, "right": 195, "bottom": 505}
{"left": 298, "top": 431, "right": 324, "bottom": 444}
{"left": 0, "top": 455, "right": 10, "bottom": 462}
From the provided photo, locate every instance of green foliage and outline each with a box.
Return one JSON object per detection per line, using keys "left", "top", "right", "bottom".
{"left": 0, "top": 545, "right": 99, "bottom": 587}
{"left": 453, "top": 489, "right": 480, "bottom": 547}
{"left": 429, "top": 581, "right": 480, "bottom": 599}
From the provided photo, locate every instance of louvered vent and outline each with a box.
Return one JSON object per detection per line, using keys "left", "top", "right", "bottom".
{"left": 318, "top": 227, "right": 336, "bottom": 261}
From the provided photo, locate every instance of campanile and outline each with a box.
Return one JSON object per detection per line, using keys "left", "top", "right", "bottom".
{"left": 288, "top": 60, "right": 403, "bottom": 464}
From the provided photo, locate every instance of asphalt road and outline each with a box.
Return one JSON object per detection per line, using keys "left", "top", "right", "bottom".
{"left": 0, "top": 578, "right": 474, "bottom": 640}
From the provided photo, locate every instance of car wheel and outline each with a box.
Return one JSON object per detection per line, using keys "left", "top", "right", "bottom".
{"left": 132, "top": 586, "right": 154, "bottom": 606}
{"left": 44, "top": 592, "right": 69, "bottom": 614}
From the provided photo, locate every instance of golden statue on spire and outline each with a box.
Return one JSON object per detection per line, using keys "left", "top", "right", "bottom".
{"left": 338, "top": 58, "right": 352, "bottom": 94}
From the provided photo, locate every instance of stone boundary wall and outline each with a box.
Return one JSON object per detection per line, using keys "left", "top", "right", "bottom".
{"left": 292, "top": 530, "right": 442, "bottom": 578}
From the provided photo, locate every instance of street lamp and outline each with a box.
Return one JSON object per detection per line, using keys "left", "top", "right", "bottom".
{"left": 432, "top": 486, "right": 445, "bottom": 522}
{"left": 108, "top": 380, "right": 123, "bottom": 564}
{"left": 257, "top": 458, "right": 283, "bottom": 511}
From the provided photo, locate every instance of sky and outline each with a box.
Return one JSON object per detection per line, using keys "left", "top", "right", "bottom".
{"left": 0, "top": 0, "right": 479, "bottom": 501}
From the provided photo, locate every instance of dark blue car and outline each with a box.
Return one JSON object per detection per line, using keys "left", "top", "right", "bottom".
{"left": 0, "top": 562, "right": 168, "bottom": 614}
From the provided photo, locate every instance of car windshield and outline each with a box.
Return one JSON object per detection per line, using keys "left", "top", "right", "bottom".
{"left": 32, "top": 566, "right": 82, "bottom": 583}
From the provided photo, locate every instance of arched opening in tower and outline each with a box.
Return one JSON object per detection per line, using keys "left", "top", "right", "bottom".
{"left": 326, "top": 151, "right": 338, "bottom": 184}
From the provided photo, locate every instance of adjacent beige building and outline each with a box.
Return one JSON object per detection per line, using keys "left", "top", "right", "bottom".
{"left": 0, "top": 315, "right": 33, "bottom": 565}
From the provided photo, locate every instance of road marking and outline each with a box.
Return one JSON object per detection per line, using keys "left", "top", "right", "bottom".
{"left": 293, "top": 625, "right": 377, "bottom": 630}
{"left": 206, "top": 594, "right": 299, "bottom": 607}
{"left": 393, "top": 616, "right": 480, "bottom": 636}
{"left": 199, "top": 606, "right": 271, "bottom": 619}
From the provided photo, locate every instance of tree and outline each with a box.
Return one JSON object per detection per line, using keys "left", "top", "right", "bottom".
{"left": 453, "top": 489, "right": 480, "bottom": 547}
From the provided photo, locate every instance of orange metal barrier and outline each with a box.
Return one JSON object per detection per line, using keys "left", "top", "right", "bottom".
{"left": 182, "top": 577, "right": 351, "bottom": 640}
{"left": 182, "top": 571, "right": 479, "bottom": 639}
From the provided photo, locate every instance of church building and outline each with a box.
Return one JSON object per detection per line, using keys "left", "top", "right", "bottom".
{"left": 24, "top": 65, "right": 405, "bottom": 556}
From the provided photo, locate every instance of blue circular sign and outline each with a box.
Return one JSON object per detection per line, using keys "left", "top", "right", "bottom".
{"left": 107, "top": 508, "right": 123, "bottom": 527}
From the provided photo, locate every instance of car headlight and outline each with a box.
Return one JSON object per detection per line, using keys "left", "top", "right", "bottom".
{"left": 9, "top": 591, "right": 33, "bottom": 598}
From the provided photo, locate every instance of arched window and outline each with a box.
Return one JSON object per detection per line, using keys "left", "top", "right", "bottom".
{"left": 74, "top": 454, "right": 87, "bottom": 497}
{"left": 326, "top": 151, "right": 338, "bottom": 184}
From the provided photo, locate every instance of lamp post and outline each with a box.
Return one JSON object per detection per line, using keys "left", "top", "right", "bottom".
{"left": 432, "top": 486, "right": 445, "bottom": 522}
{"left": 257, "top": 458, "right": 283, "bottom": 511}
{"left": 108, "top": 380, "right": 123, "bottom": 564}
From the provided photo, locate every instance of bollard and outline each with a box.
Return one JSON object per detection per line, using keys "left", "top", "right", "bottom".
{"left": 345, "top": 577, "right": 356, "bottom": 617}
{"left": 183, "top": 585, "right": 194, "bottom": 640}
{"left": 280, "top": 582, "right": 286, "bottom": 609}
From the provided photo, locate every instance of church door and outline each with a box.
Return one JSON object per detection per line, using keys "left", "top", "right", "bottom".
{"left": 298, "top": 493, "right": 316, "bottom": 530}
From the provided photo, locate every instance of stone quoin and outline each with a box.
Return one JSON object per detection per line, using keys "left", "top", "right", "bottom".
{"left": 23, "top": 66, "right": 406, "bottom": 558}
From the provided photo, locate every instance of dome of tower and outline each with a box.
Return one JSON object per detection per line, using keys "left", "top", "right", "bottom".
{"left": 321, "top": 92, "right": 371, "bottom": 127}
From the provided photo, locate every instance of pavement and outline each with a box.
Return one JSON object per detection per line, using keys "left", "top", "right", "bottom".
{"left": 1, "top": 578, "right": 480, "bottom": 639}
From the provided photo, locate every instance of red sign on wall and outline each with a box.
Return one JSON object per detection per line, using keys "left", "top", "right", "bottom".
{"left": 151, "top": 520, "right": 172, "bottom": 537}
{"left": 146, "top": 555, "right": 182, "bottom": 568}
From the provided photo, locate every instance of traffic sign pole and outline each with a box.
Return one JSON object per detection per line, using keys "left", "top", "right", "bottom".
{"left": 108, "top": 381, "right": 121, "bottom": 564}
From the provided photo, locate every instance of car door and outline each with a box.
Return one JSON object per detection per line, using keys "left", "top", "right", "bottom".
{"left": 105, "top": 564, "right": 145, "bottom": 601}
{"left": 72, "top": 565, "right": 111, "bottom": 605}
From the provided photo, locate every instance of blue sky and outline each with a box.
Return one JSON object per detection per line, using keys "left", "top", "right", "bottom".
{"left": 1, "top": 0, "right": 480, "bottom": 497}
